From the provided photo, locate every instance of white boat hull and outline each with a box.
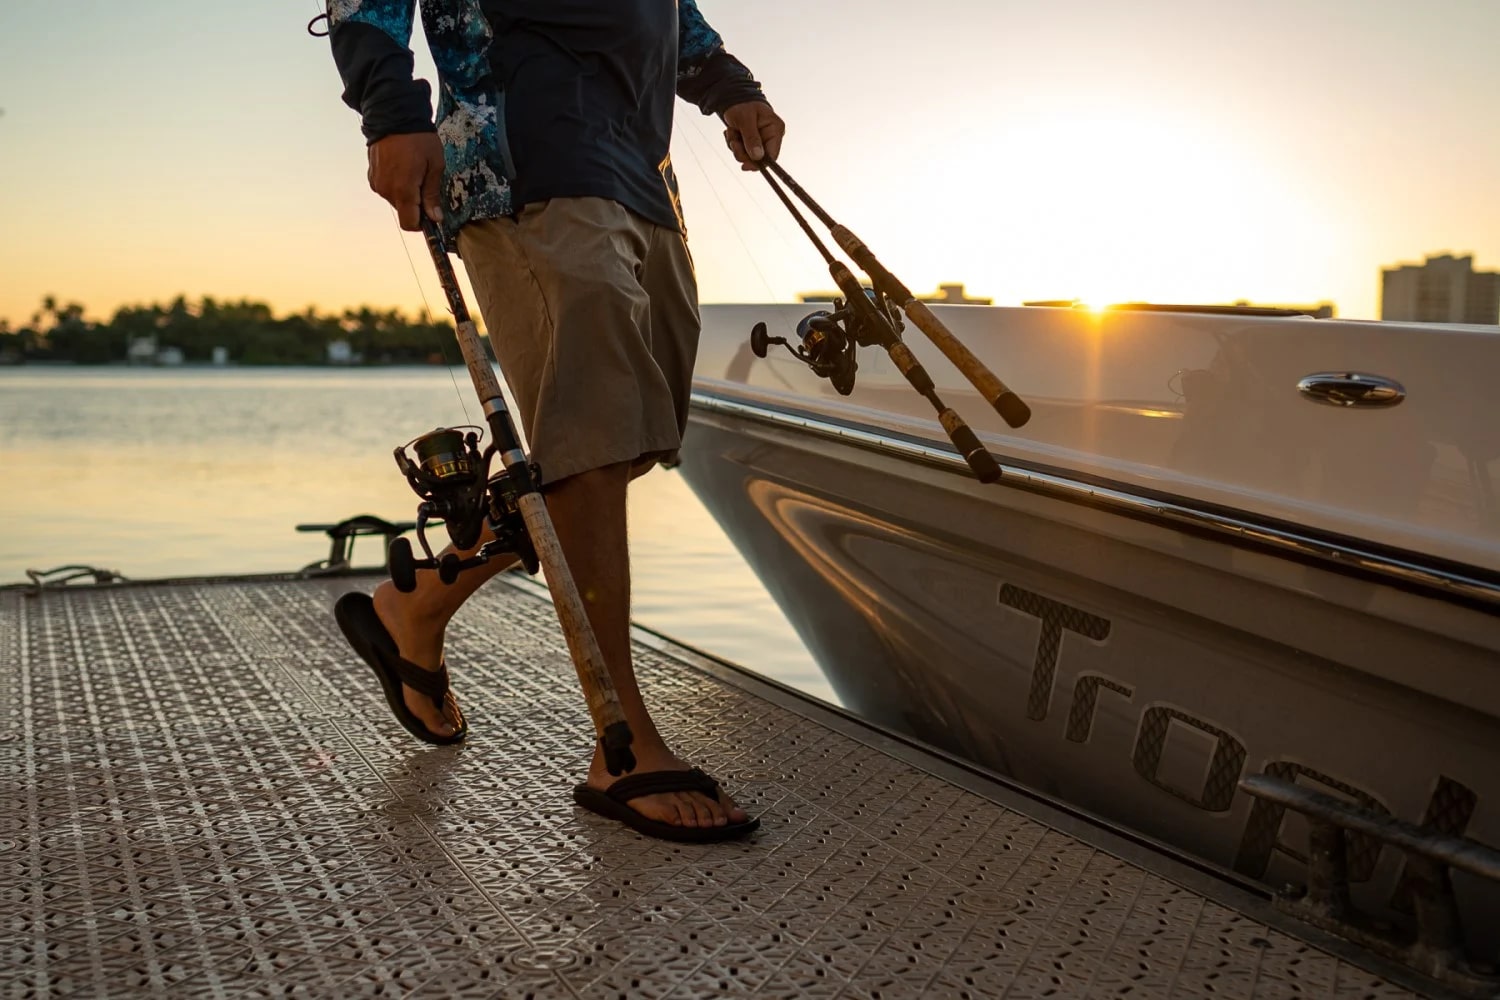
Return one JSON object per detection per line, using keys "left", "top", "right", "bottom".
{"left": 683, "top": 302, "right": 1500, "bottom": 954}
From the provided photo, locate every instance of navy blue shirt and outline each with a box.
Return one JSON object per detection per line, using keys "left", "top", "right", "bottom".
{"left": 483, "top": 0, "right": 685, "bottom": 231}
{"left": 328, "top": 0, "right": 765, "bottom": 238}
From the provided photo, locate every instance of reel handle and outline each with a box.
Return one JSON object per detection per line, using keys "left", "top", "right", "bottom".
{"left": 750, "top": 321, "right": 779, "bottom": 357}
{"left": 389, "top": 536, "right": 420, "bottom": 593}
{"left": 387, "top": 537, "right": 488, "bottom": 591}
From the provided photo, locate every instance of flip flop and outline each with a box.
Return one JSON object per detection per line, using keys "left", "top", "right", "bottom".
{"left": 333, "top": 591, "right": 466, "bottom": 745}
{"left": 573, "top": 768, "right": 760, "bottom": 843}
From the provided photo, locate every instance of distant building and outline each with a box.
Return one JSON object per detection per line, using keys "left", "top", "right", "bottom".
{"left": 127, "top": 336, "right": 158, "bottom": 365}
{"left": 1381, "top": 253, "right": 1499, "bottom": 325}
{"left": 211, "top": 346, "right": 229, "bottom": 366}
{"left": 798, "top": 284, "right": 871, "bottom": 303}
{"left": 797, "top": 282, "right": 989, "bottom": 304}
{"left": 918, "top": 283, "right": 991, "bottom": 305}
{"left": 326, "top": 340, "right": 360, "bottom": 365}
{"left": 126, "top": 337, "right": 192, "bottom": 365}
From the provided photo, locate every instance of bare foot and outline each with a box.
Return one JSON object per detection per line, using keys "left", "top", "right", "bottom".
{"left": 371, "top": 581, "right": 463, "bottom": 739}
{"left": 585, "top": 743, "right": 749, "bottom": 828}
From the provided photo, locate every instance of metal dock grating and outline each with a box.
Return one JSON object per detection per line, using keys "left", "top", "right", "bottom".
{"left": 0, "top": 576, "right": 1428, "bottom": 997}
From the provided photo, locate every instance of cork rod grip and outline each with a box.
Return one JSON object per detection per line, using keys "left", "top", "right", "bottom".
{"left": 828, "top": 222, "right": 1031, "bottom": 430}
{"left": 886, "top": 343, "right": 1003, "bottom": 483}
{"left": 515, "top": 491, "right": 631, "bottom": 737}
{"left": 428, "top": 221, "right": 635, "bottom": 776}
{"left": 903, "top": 301, "right": 1032, "bottom": 429}
{"left": 454, "top": 320, "right": 506, "bottom": 404}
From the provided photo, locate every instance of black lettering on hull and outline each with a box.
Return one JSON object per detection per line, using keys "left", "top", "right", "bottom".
{"left": 1066, "top": 674, "right": 1133, "bottom": 744}
{"left": 1133, "top": 705, "right": 1247, "bottom": 813}
{"left": 999, "top": 584, "right": 1110, "bottom": 722}
{"left": 992, "top": 580, "right": 1486, "bottom": 896}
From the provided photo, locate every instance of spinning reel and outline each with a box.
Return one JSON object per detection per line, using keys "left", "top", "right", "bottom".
{"left": 749, "top": 289, "right": 904, "bottom": 396}
{"left": 742, "top": 160, "right": 1033, "bottom": 484}
{"left": 386, "top": 426, "right": 539, "bottom": 592}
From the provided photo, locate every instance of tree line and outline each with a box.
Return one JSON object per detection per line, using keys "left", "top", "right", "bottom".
{"left": 0, "top": 295, "right": 467, "bottom": 366}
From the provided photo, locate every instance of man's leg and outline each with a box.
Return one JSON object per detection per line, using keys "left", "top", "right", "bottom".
{"left": 367, "top": 461, "right": 745, "bottom": 826}
{"left": 448, "top": 201, "right": 745, "bottom": 829}
{"left": 546, "top": 461, "right": 748, "bottom": 829}
{"left": 371, "top": 529, "right": 517, "bottom": 738}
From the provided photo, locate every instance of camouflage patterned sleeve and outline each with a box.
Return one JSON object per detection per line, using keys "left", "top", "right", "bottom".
{"left": 327, "top": 0, "right": 436, "bottom": 143}
{"left": 676, "top": 1, "right": 768, "bottom": 116}
{"left": 677, "top": 0, "right": 725, "bottom": 65}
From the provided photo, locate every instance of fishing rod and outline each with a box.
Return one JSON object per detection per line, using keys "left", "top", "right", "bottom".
{"left": 764, "top": 160, "right": 1031, "bottom": 429}
{"left": 751, "top": 161, "right": 1030, "bottom": 483}
{"left": 384, "top": 218, "right": 636, "bottom": 776}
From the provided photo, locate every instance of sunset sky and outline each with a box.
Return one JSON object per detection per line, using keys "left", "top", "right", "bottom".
{"left": 1, "top": 0, "right": 1496, "bottom": 327}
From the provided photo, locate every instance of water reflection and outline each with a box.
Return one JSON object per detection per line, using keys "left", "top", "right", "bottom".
{"left": 0, "top": 367, "right": 831, "bottom": 702}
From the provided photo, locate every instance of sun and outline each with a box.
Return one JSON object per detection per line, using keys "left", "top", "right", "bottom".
{"left": 881, "top": 101, "right": 1340, "bottom": 309}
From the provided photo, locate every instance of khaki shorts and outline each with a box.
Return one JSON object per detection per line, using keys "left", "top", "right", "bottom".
{"left": 456, "top": 197, "right": 700, "bottom": 486}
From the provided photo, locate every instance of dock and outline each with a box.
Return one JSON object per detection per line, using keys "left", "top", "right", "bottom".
{"left": 1, "top": 575, "right": 1433, "bottom": 997}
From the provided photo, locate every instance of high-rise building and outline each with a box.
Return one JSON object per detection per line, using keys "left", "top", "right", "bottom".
{"left": 1380, "top": 253, "right": 1500, "bottom": 325}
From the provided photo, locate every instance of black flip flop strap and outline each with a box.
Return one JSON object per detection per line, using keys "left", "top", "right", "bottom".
{"left": 606, "top": 768, "right": 719, "bottom": 804}
{"left": 385, "top": 654, "right": 450, "bottom": 707}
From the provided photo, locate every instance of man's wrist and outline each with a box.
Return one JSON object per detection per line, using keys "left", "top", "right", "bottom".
{"left": 718, "top": 98, "right": 772, "bottom": 118}
{"left": 359, "top": 79, "right": 437, "bottom": 144}
{"left": 685, "top": 49, "right": 766, "bottom": 116}
{"left": 364, "top": 123, "right": 440, "bottom": 147}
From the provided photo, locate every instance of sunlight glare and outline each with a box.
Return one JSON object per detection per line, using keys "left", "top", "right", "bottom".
{"left": 888, "top": 102, "right": 1345, "bottom": 309}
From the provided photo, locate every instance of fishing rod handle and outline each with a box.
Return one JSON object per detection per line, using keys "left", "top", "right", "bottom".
{"left": 420, "top": 219, "right": 473, "bottom": 324}
{"left": 461, "top": 317, "right": 635, "bottom": 772}
{"left": 515, "top": 490, "right": 636, "bottom": 774}
{"left": 886, "top": 342, "right": 1003, "bottom": 483}
{"left": 830, "top": 224, "right": 1032, "bottom": 430}
{"left": 453, "top": 319, "right": 507, "bottom": 409}
{"left": 425, "top": 222, "right": 510, "bottom": 418}
{"left": 829, "top": 225, "right": 914, "bottom": 302}
{"left": 424, "top": 219, "right": 635, "bottom": 775}
{"left": 940, "top": 410, "right": 1003, "bottom": 484}
{"left": 904, "top": 300, "right": 1032, "bottom": 429}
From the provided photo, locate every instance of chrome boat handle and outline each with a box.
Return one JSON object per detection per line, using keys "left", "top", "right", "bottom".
{"left": 1297, "top": 372, "right": 1405, "bottom": 408}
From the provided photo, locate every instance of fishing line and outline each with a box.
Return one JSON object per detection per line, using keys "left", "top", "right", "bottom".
{"left": 674, "top": 117, "right": 813, "bottom": 362}
{"left": 682, "top": 111, "right": 813, "bottom": 265}
{"left": 390, "top": 208, "right": 476, "bottom": 429}
{"left": 761, "top": 170, "right": 836, "bottom": 266}
{"left": 675, "top": 123, "right": 787, "bottom": 309}
{"left": 305, "top": 1, "right": 474, "bottom": 425}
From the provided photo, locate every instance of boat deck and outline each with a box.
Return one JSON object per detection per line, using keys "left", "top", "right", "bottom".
{"left": 1, "top": 575, "right": 1428, "bottom": 998}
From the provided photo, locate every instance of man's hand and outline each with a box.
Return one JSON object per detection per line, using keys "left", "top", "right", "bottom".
{"left": 367, "top": 132, "right": 445, "bottom": 231}
{"left": 722, "top": 102, "right": 785, "bottom": 171}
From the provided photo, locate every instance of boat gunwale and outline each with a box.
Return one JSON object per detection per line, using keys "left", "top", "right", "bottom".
{"left": 689, "top": 388, "right": 1500, "bottom": 616}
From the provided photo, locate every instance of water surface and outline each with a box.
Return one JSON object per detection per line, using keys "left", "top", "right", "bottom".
{"left": 0, "top": 366, "right": 832, "bottom": 702}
